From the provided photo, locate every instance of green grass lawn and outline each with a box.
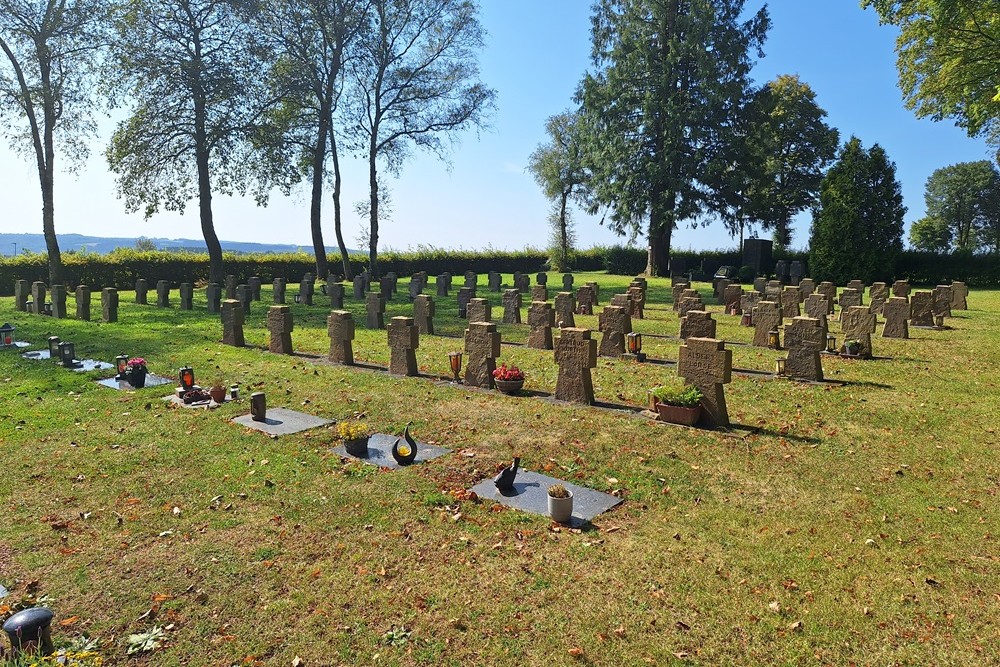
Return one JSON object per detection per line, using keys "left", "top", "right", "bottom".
{"left": 0, "top": 272, "right": 997, "bottom": 666}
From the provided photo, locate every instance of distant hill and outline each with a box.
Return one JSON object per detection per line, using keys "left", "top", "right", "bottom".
{"left": 0, "top": 233, "right": 357, "bottom": 256}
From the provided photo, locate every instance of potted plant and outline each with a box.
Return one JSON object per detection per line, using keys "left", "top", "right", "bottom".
{"left": 208, "top": 378, "right": 227, "bottom": 403}
{"left": 125, "top": 357, "right": 148, "bottom": 388}
{"left": 337, "top": 418, "right": 370, "bottom": 458}
{"left": 492, "top": 363, "right": 525, "bottom": 395}
{"left": 650, "top": 384, "right": 704, "bottom": 426}
{"left": 547, "top": 483, "right": 574, "bottom": 523}
{"left": 842, "top": 339, "right": 862, "bottom": 357}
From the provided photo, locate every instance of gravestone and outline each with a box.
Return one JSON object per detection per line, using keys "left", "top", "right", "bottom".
{"left": 576, "top": 285, "right": 595, "bottom": 315}
{"left": 714, "top": 278, "right": 730, "bottom": 303}
{"left": 380, "top": 276, "right": 395, "bottom": 300}
{"left": 31, "top": 281, "right": 46, "bottom": 315}
{"left": 467, "top": 297, "right": 491, "bottom": 323}
{"left": 101, "top": 287, "right": 118, "bottom": 323}
{"left": 780, "top": 287, "right": 801, "bottom": 318}
{"left": 554, "top": 292, "right": 576, "bottom": 328}
{"left": 677, "top": 292, "right": 704, "bottom": 318}
{"left": 740, "top": 292, "right": 761, "bottom": 318}
{"left": 267, "top": 305, "right": 294, "bottom": 354}
{"left": 366, "top": 291, "right": 386, "bottom": 329}
{"left": 678, "top": 337, "right": 733, "bottom": 428}
{"left": 327, "top": 310, "right": 355, "bottom": 365}
{"left": 531, "top": 285, "right": 548, "bottom": 302}
{"left": 598, "top": 305, "right": 631, "bottom": 357}
{"left": 299, "top": 278, "right": 314, "bottom": 306}
{"left": 413, "top": 294, "right": 435, "bottom": 335}
{"left": 225, "top": 275, "right": 237, "bottom": 299}
{"left": 516, "top": 273, "right": 531, "bottom": 293}
{"left": 436, "top": 275, "right": 449, "bottom": 297}
{"left": 817, "top": 282, "right": 837, "bottom": 314}
{"left": 774, "top": 260, "right": 789, "bottom": 283}
{"left": 328, "top": 282, "right": 344, "bottom": 309}
{"left": 892, "top": 280, "right": 911, "bottom": 298}
{"left": 526, "top": 301, "right": 555, "bottom": 350}
{"left": 14, "top": 280, "right": 28, "bottom": 312}
{"left": 353, "top": 275, "right": 365, "bottom": 299}
{"left": 933, "top": 285, "right": 953, "bottom": 318}
{"left": 407, "top": 278, "right": 422, "bottom": 301}
{"left": 789, "top": 261, "right": 804, "bottom": 286}
{"left": 488, "top": 271, "right": 502, "bottom": 292}
{"left": 841, "top": 306, "right": 876, "bottom": 358}
{"left": 536, "top": 272, "right": 548, "bottom": 286}
{"left": 753, "top": 277, "right": 767, "bottom": 294}
{"left": 671, "top": 283, "right": 690, "bottom": 311}
{"left": 632, "top": 276, "right": 648, "bottom": 290}
{"left": 680, "top": 310, "right": 716, "bottom": 340}
{"left": 752, "top": 301, "right": 783, "bottom": 347}
{"left": 950, "top": 281, "right": 968, "bottom": 310}
{"left": 457, "top": 287, "right": 475, "bottom": 318}
{"left": 179, "top": 283, "right": 193, "bottom": 310}
{"left": 562, "top": 274, "right": 574, "bottom": 291}
{"left": 75, "top": 285, "right": 91, "bottom": 320}
{"left": 464, "top": 271, "right": 477, "bottom": 289}
{"left": 221, "top": 299, "right": 245, "bottom": 347}
{"left": 388, "top": 316, "right": 419, "bottom": 376}
{"left": 784, "top": 316, "right": 824, "bottom": 381}
{"left": 156, "top": 280, "right": 170, "bottom": 308}
{"left": 135, "top": 279, "right": 148, "bottom": 305}
{"left": 798, "top": 278, "right": 816, "bottom": 299}
{"left": 586, "top": 281, "right": 600, "bottom": 305}
{"left": 627, "top": 285, "right": 645, "bottom": 319}
{"left": 554, "top": 327, "right": 597, "bottom": 404}
{"left": 804, "top": 293, "right": 830, "bottom": 321}
{"left": 723, "top": 284, "right": 743, "bottom": 314}
{"left": 846, "top": 279, "right": 864, "bottom": 293}
{"left": 50, "top": 285, "right": 67, "bottom": 318}
{"left": 910, "top": 291, "right": 934, "bottom": 327}
{"left": 235, "top": 284, "right": 252, "bottom": 315}
{"left": 502, "top": 289, "right": 522, "bottom": 324}
{"left": 206, "top": 283, "right": 221, "bottom": 313}
{"left": 442, "top": 272, "right": 452, "bottom": 291}
{"left": 882, "top": 296, "right": 910, "bottom": 339}
{"left": 248, "top": 276, "right": 262, "bottom": 301}
{"left": 839, "top": 287, "right": 862, "bottom": 312}
{"left": 464, "top": 321, "right": 501, "bottom": 388}
{"left": 869, "top": 282, "right": 888, "bottom": 315}
{"left": 765, "top": 280, "right": 783, "bottom": 302}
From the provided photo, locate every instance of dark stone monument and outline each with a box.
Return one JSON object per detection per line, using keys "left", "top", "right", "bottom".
{"left": 101, "top": 287, "right": 118, "bottom": 323}
{"left": 536, "top": 272, "right": 548, "bottom": 286}
{"left": 14, "top": 280, "right": 29, "bottom": 312}
{"left": 221, "top": 299, "right": 245, "bottom": 347}
{"left": 554, "top": 327, "right": 597, "bottom": 404}
{"left": 30, "top": 281, "right": 46, "bottom": 315}
{"left": 526, "top": 301, "right": 555, "bottom": 350}
{"left": 50, "top": 285, "right": 67, "bottom": 318}
{"left": 882, "top": 296, "right": 910, "bottom": 339}
{"left": 576, "top": 285, "right": 595, "bottom": 315}
{"left": 774, "top": 260, "right": 789, "bottom": 284}
{"left": 554, "top": 292, "right": 576, "bottom": 328}
{"left": 892, "top": 280, "right": 910, "bottom": 298}
{"left": 206, "top": 283, "right": 221, "bottom": 313}
{"left": 249, "top": 276, "right": 262, "bottom": 301}
{"left": 300, "top": 277, "right": 314, "bottom": 306}
{"left": 753, "top": 277, "right": 767, "bottom": 294}
{"left": 179, "top": 282, "right": 193, "bottom": 310}
{"left": 488, "top": 271, "right": 502, "bottom": 292}
{"left": 457, "top": 286, "right": 475, "bottom": 318}
{"left": 502, "top": 289, "right": 522, "bottom": 324}
{"left": 562, "top": 274, "right": 574, "bottom": 291}
{"left": 225, "top": 275, "right": 237, "bottom": 299}
{"left": 847, "top": 279, "right": 865, "bottom": 293}
{"left": 75, "top": 285, "right": 91, "bottom": 320}
{"left": 598, "top": 305, "right": 631, "bottom": 358}
{"left": 353, "top": 275, "right": 365, "bottom": 300}
{"left": 464, "top": 321, "right": 500, "bottom": 388}
{"left": 327, "top": 310, "right": 355, "bottom": 364}
{"left": 236, "top": 284, "right": 252, "bottom": 315}
{"left": 467, "top": 297, "right": 490, "bottom": 323}
{"left": 464, "top": 271, "right": 477, "bottom": 289}
{"left": 436, "top": 275, "right": 449, "bottom": 297}
{"left": 380, "top": 275, "right": 395, "bottom": 300}
{"left": 267, "top": 305, "right": 294, "bottom": 354}
{"left": 413, "top": 294, "right": 434, "bottom": 335}
{"left": 366, "top": 291, "right": 385, "bottom": 329}
{"left": 530, "top": 285, "right": 548, "bottom": 302}
{"left": 743, "top": 238, "right": 773, "bottom": 277}
{"left": 388, "top": 316, "right": 419, "bottom": 376}
{"left": 156, "top": 280, "right": 170, "bottom": 308}
{"left": 407, "top": 278, "right": 422, "bottom": 301}
{"left": 789, "top": 261, "right": 804, "bottom": 286}
{"left": 516, "top": 273, "right": 530, "bottom": 293}
{"left": 328, "top": 282, "right": 344, "bottom": 309}
{"left": 678, "top": 337, "right": 733, "bottom": 428}
{"left": 135, "top": 279, "right": 148, "bottom": 305}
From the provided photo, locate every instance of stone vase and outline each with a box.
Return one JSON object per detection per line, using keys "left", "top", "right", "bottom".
{"left": 547, "top": 490, "right": 574, "bottom": 523}
{"left": 209, "top": 385, "right": 227, "bottom": 403}
{"left": 494, "top": 379, "right": 524, "bottom": 395}
{"left": 344, "top": 436, "right": 370, "bottom": 458}
{"left": 655, "top": 402, "right": 701, "bottom": 426}
{"left": 127, "top": 367, "right": 147, "bottom": 389}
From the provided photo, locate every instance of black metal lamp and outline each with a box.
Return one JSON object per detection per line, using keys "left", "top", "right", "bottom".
{"left": 179, "top": 366, "right": 195, "bottom": 392}
{"left": 47, "top": 336, "right": 61, "bottom": 357}
{"left": 625, "top": 332, "right": 646, "bottom": 362}
{"left": 768, "top": 329, "right": 780, "bottom": 350}
{"left": 115, "top": 354, "right": 129, "bottom": 378}
{"left": 826, "top": 334, "right": 837, "bottom": 354}
{"left": 0, "top": 322, "right": 13, "bottom": 347}
{"left": 58, "top": 341, "right": 76, "bottom": 368}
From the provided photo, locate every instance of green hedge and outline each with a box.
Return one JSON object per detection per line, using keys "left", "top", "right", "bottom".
{"left": 895, "top": 251, "right": 1000, "bottom": 287}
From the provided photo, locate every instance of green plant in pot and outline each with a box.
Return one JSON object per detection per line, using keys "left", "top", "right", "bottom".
{"left": 547, "top": 483, "right": 574, "bottom": 523}
{"left": 650, "top": 384, "right": 704, "bottom": 426}
{"left": 842, "top": 339, "right": 862, "bottom": 356}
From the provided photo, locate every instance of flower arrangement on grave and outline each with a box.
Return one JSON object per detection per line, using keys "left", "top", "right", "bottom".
{"left": 337, "top": 418, "right": 371, "bottom": 458}
{"left": 124, "top": 357, "right": 148, "bottom": 388}
{"left": 492, "top": 363, "right": 525, "bottom": 394}
{"left": 547, "top": 483, "right": 570, "bottom": 498}
{"left": 547, "top": 483, "right": 574, "bottom": 523}
{"left": 649, "top": 384, "right": 704, "bottom": 426}
{"left": 842, "top": 339, "right": 862, "bottom": 356}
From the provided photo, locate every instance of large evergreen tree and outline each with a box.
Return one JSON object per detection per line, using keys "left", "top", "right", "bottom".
{"left": 579, "top": 0, "right": 769, "bottom": 276}
{"left": 809, "top": 137, "right": 905, "bottom": 284}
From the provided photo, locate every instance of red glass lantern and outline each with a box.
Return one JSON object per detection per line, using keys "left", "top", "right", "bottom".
{"left": 179, "top": 366, "right": 195, "bottom": 391}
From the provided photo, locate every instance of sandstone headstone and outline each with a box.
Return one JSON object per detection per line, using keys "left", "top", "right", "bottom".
{"left": 892, "top": 280, "right": 910, "bottom": 298}
{"left": 784, "top": 316, "right": 824, "bottom": 381}
{"left": 526, "top": 301, "right": 555, "bottom": 350}
{"left": 869, "top": 282, "right": 888, "bottom": 314}
{"left": 740, "top": 292, "right": 761, "bottom": 318}
{"left": 882, "top": 296, "right": 910, "bottom": 339}
{"left": 554, "top": 328, "right": 597, "bottom": 404}
{"left": 353, "top": 275, "right": 365, "bottom": 299}
{"left": 135, "top": 279, "right": 148, "bottom": 305}
{"left": 933, "top": 285, "right": 953, "bottom": 318}
{"left": 798, "top": 278, "right": 816, "bottom": 299}
{"left": 248, "top": 276, "right": 262, "bottom": 301}
{"left": 950, "top": 281, "right": 968, "bottom": 310}
{"left": 562, "top": 274, "right": 574, "bottom": 291}
{"left": 536, "top": 272, "right": 548, "bottom": 286}
{"left": 156, "top": 280, "right": 170, "bottom": 308}
{"left": 14, "top": 280, "right": 29, "bottom": 312}
{"left": 586, "top": 281, "right": 600, "bottom": 305}
{"left": 75, "top": 285, "right": 91, "bottom": 320}
{"left": 101, "top": 287, "right": 118, "bottom": 323}
{"left": 366, "top": 291, "right": 385, "bottom": 329}
{"left": 327, "top": 310, "right": 355, "bottom": 365}
{"left": 715, "top": 278, "right": 730, "bottom": 303}
{"left": 576, "top": 285, "right": 595, "bottom": 315}
{"left": 467, "top": 297, "right": 491, "bottom": 323}
{"left": 554, "top": 292, "right": 576, "bottom": 328}
{"left": 221, "top": 299, "right": 245, "bottom": 347}
{"left": 764, "top": 280, "right": 783, "bottom": 302}
{"left": 413, "top": 295, "right": 435, "bottom": 334}
{"left": 839, "top": 287, "right": 862, "bottom": 313}
{"left": 31, "top": 281, "right": 46, "bottom": 315}
{"left": 847, "top": 279, "right": 864, "bottom": 293}
{"left": 488, "top": 271, "right": 502, "bottom": 292}
{"left": 179, "top": 283, "right": 193, "bottom": 310}
{"left": 910, "top": 291, "right": 934, "bottom": 326}
{"left": 464, "top": 271, "right": 477, "bottom": 289}
{"left": 680, "top": 310, "right": 716, "bottom": 340}
{"left": 457, "top": 287, "right": 475, "bottom": 318}
{"left": 678, "top": 337, "right": 733, "bottom": 428}
{"left": 531, "top": 285, "right": 548, "bottom": 302}
{"left": 598, "top": 305, "right": 631, "bottom": 358}
{"left": 627, "top": 285, "right": 645, "bottom": 319}
{"left": 723, "top": 284, "right": 743, "bottom": 314}
{"left": 781, "top": 287, "right": 801, "bottom": 318}
{"left": 50, "top": 285, "right": 67, "bottom": 318}
{"left": 841, "top": 306, "right": 876, "bottom": 358}
{"left": 752, "top": 301, "right": 783, "bottom": 347}
{"left": 267, "top": 305, "right": 294, "bottom": 354}
{"left": 677, "top": 292, "right": 704, "bottom": 318}
{"left": 753, "top": 277, "right": 767, "bottom": 294}
{"left": 464, "top": 321, "right": 500, "bottom": 388}
{"left": 206, "top": 283, "right": 221, "bottom": 313}
{"left": 328, "top": 282, "right": 344, "bottom": 309}
{"left": 671, "top": 283, "right": 690, "bottom": 311}
{"left": 388, "top": 316, "right": 419, "bottom": 376}
{"left": 235, "top": 284, "right": 252, "bottom": 315}
{"left": 817, "top": 282, "right": 837, "bottom": 314}
{"left": 502, "top": 289, "right": 522, "bottom": 324}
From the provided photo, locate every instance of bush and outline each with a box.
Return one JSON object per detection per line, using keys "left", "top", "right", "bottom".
{"left": 603, "top": 245, "right": 646, "bottom": 275}
{"left": 738, "top": 265, "right": 755, "bottom": 284}
{"left": 650, "top": 384, "right": 704, "bottom": 408}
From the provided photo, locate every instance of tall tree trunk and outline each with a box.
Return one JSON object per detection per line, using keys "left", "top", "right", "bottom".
{"left": 38, "top": 38, "right": 61, "bottom": 285}
{"left": 367, "top": 136, "right": 380, "bottom": 278}
{"left": 310, "top": 109, "right": 329, "bottom": 280}
{"left": 194, "top": 99, "right": 222, "bottom": 284}
{"left": 330, "top": 132, "right": 352, "bottom": 280}
{"left": 559, "top": 190, "right": 569, "bottom": 271}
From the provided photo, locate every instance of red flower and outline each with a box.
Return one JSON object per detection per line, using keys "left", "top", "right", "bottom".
{"left": 492, "top": 363, "right": 525, "bottom": 381}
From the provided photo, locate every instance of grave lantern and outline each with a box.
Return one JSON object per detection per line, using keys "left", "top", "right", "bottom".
{"left": 826, "top": 334, "right": 837, "bottom": 354}
{"left": 741, "top": 312, "right": 752, "bottom": 327}
{"left": 775, "top": 358, "right": 786, "bottom": 376}
{"left": 43, "top": 302, "right": 52, "bottom": 316}
{"left": 58, "top": 341, "right": 76, "bottom": 368}
{"left": 768, "top": 329, "right": 780, "bottom": 350}
{"left": 934, "top": 314, "right": 944, "bottom": 328}
{"left": 179, "top": 366, "right": 195, "bottom": 392}
{"left": 625, "top": 332, "right": 646, "bottom": 362}
{"left": 294, "top": 294, "right": 301, "bottom": 303}
{"left": 115, "top": 354, "right": 129, "bottom": 378}
{"left": 448, "top": 351, "right": 463, "bottom": 382}
{"left": 47, "top": 336, "right": 61, "bottom": 357}
{"left": 320, "top": 284, "right": 328, "bottom": 295}
{"left": 0, "top": 323, "right": 14, "bottom": 347}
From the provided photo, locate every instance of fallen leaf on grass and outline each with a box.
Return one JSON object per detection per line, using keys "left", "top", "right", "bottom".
{"left": 567, "top": 647, "right": 584, "bottom": 658}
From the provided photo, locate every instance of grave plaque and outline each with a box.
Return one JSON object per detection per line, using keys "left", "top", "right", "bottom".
{"left": 804, "top": 293, "right": 830, "bottom": 322}
{"left": 752, "top": 301, "right": 783, "bottom": 347}
{"left": 536, "top": 272, "right": 548, "bottom": 286}
{"left": 366, "top": 291, "right": 386, "bottom": 329}
{"left": 869, "top": 282, "right": 888, "bottom": 314}
{"left": 464, "top": 271, "right": 478, "bottom": 289}
{"left": 327, "top": 310, "right": 355, "bottom": 364}
{"left": 50, "top": 285, "right": 67, "bottom": 318}
{"left": 530, "top": 285, "right": 548, "bottom": 302}
{"left": 413, "top": 294, "right": 435, "bottom": 334}
{"left": 221, "top": 299, "right": 245, "bottom": 347}
{"left": 388, "top": 316, "right": 419, "bottom": 376}
{"left": 75, "top": 285, "right": 91, "bottom": 321}
{"left": 156, "top": 280, "right": 170, "bottom": 308}
{"left": 179, "top": 283, "right": 193, "bottom": 310}
{"left": 586, "top": 281, "right": 600, "bottom": 305}
{"left": 502, "top": 289, "right": 522, "bottom": 324}
{"left": 554, "top": 292, "right": 576, "bottom": 328}
{"left": 353, "top": 275, "right": 365, "bottom": 299}
{"left": 466, "top": 297, "right": 491, "bottom": 323}
{"left": 267, "top": 305, "right": 294, "bottom": 354}
{"left": 328, "top": 282, "right": 344, "bottom": 309}
{"left": 839, "top": 287, "right": 862, "bottom": 312}
{"left": 892, "top": 280, "right": 910, "bottom": 298}
{"left": 488, "top": 271, "right": 502, "bottom": 292}
{"left": 248, "top": 276, "right": 262, "bottom": 301}
{"left": 225, "top": 275, "right": 237, "bottom": 299}
{"left": 598, "top": 305, "right": 631, "bottom": 357}
{"left": 781, "top": 286, "right": 801, "bottom": 318}
{"left": 31, "top": 281, "right": 46, "bottom": 315}
{"left": 933, "top": 285, "right": 953, "bottom": 318}
{"left": 950, "top": 281, "right": 968, "bottom": 310}
{"left": 457, "top": 287, "right": 475, "bottom": 318}
{"left": 910, "top": 291, "right": 934, "bottom": 326}
{"left": 817, "top": 282, "right": 837, "bottom": 314}
{"left": 576, "top": 285, "right": 595, "bottom": 315}
{"left": 562, "top": 274, "right": 574, "bottom": 291}
{"left": 882, "top": 296, "right": 910, "bottom": 339}
{"left": 784, "top": 316, "right": 824, "bottom": 381}
{"left": 798, "top": 278, "right": 816, "bottom": 298}
{"left": 135, "top": 279, "right": 148, "bottom": 305}
{"left": 436, "top": 275, "right": 449, "bottom": 297}
{"left": 671, "top": 283, "right": 690, "bottom": 311}
{"left": 526, "top": 301, "right": 555, "bottom": 350}
{"left": 554, "top": 327, "right": 598, "bottom": 404}
{"left": 464, "top": 321, "right": 501, "bottom": 388}
{"left": 841, "top": 306, "right": 876, "bottom": 358}
{"left": 14, "top": 280, "right": 29, "bottom": 312}
{"left": 235, "top": 284, "right": 252, "bottom": 315}
{"left": 101, "top": 287, "right": 118, "bottom": 323}
{"left": 206, "top": 283, "right": 221, "bottom": 313}
{"left": 680, "top": 310, "right": 716, "bottom": 340}
{"left": 678, "top": 337, "right": 733, "bottom": 428}
{"left": 723, "top": 284, "right": 743, "bottom": 314}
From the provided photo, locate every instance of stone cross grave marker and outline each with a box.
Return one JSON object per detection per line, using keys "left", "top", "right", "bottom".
{"left": 101, "top": 287, "right": 118, "bottom": 323}
{"left": 179, "top": 283, "right": 193, "bottom": 310}
{"left": 436, "top": 274, "right": 449, "bottom": 297}
{"left": 467, "top": 297, "right": 491, "bottom": 323}
{"left": 380, "top": 276, "right": 395, "bottom": 301}
{"left": 680, "top": 310, "right": 716, "bottom": 340}
{"left": 50, "top": 285, "right": 67, "bottom": 318}
{"left": 627, "top": 285, "right": 645, "bottom": 319}
{"left": 740, "top": 292, "right": 761, "bottom": 319}
{"left": 31, "top": 281, "right": 46, "bottom": 315}
{"left": 803, "top": 294, "right": 829, "bottom": 336}
{"left": 586, "top": 281, "right": 600, "bottom": 304}
{"left": 299, "top": 277, "right": 314, "bottom": 305}
{"left": 910, "top": 291, "right": 934, "bottom": 326}
{"left": 502, "top": 289, "right": 522, "bottom": 324}
{"left": 562, "top": 274, "right": 574, "bottom": 291}
{"left": 554, "top": 327, "right": 598, "bottom": 404}
{"left": 765, "top": 280, "right": 783, "bottom": 302}
{"left": 413, "top": 295, "right": 435, "bottom": 334}
{"left": 598, "top": 305, "right": 631, "bottom": 357}
{"left": 488, "top": 271, "right": 502, "bottom": 292}
{"left": 950, "top": 281, "right": 968, "bottom": 310}
{"left": 249, "top": 276, "right": 262, "bottom": 301}
{"left": 516, "top": 273, "right": 530, "bottom": 293}
{"left": 225, "top": 275, "right": 237, "bottom": 299}
{"left": 678, "top": 337, "right": 733, "bottom": 428}
{"left": 723, "top": 284, "right": 743, "bottom": 314}
{"left": 714, "top": 278, "right": 730, "bottom": 303}
{"left": 847, "top": 279, "right": 864, "bottom": 293}
{"left": 881, "top": 296, "right": 910, "bottom": 339}
{"left": 536, "top": 272, "right": 548, "bottom": 286}
{"left": 267, "top": 305, "right": 294, "bottom": 354}
{"left": 554, "top": 292, "right": 576, "bottom": 327}
{"left": 531, "top": 285, "right": 548, "bottom": 302}
{"left": 576, "top": 285, "right": 595, "bottom": 315}
{"left": 753, "top": 276, "right": 767, "bottom": 294}
{"left": 869, "top": 282, "right": 888, "bottom": 314}
{"left": 457, "top": 287, "right": 475, "bottom": 318}
{"left": 784, "top": 316, "right": 824, "bottom": 381}
{"left": 442, "top": 272, "right": 452, "bottom": 291}
{"left": 671, "top": 283, "right": 690, "bottom": 311}
{"left": 366, "top": 291, "right": 386, "bottom": 329}
{"left": 75, "top": 285, "right": 91, "bottom": 321}
{"left": 14, "top": 280, "right": 28, "bottom": 312}
{"left": 221, "top": 299, "right": 245, "bottom": 347}
{"left": 388, "top": 316, "right": 419, "bottom": 376}
{"left": 839, "top": 288, "right": 862, "bottom": 314}
{"left": 236, "top": 284, "right": 252, "bottom": 315}
{"left": 789, "top": 261, "right": 804, "bottom": 285}
{"left": 774, "top": 260, "right": 789, "bottom": 283}
{"left": 781, "top": 287, "right": 801, "bottom": 318}
{"left": 933, "top": 285, "right": 953, "bottom": 318}
{"left": 677, "top": 292, "right": 704, "bottom": 318}
{"left": 841, "top": 306, "right": 876, "bottom": 358}
{"left": 892, "top": 280, "right": 910, "bottom": 298}
{"left": 798, "top": 278, "right": 816, "bottom": 298}
{"left": 327, "top": 310, "right": 355, "bottom": 365}
{"left": 408, "top": 277, "right": 422, "bottom": 301}
{"left": 752, "top": 301, "right": 783, "bottom": 347}
{"left": 328, "top": 282, "right": 344, "bottom": 309}
{"left": 156, "top": 280, "right": 171, "bottom": 308}
{"left": 206, "top": 283, "right": 221, "bottom": 313}
{"left": 135, "top": 279, "right": 148, "bottom": 305}
{"left": 527, "top": 301, "right": 556, "bottom": 349}
{"left": 464, "top": 321, "right": 500, "bottom": 388}
{"left": 353, "top": 275, "right": 365, "bottom": 299}
{"left": 817, "top": 282, "right": 837, "bottom": 314}
{"left": 464, "top": 271, "right": 477, "bottom": 289}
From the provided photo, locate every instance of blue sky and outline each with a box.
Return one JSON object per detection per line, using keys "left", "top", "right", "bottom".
{"left": 0, "top": 0, "right": 994, "bottom": 254}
